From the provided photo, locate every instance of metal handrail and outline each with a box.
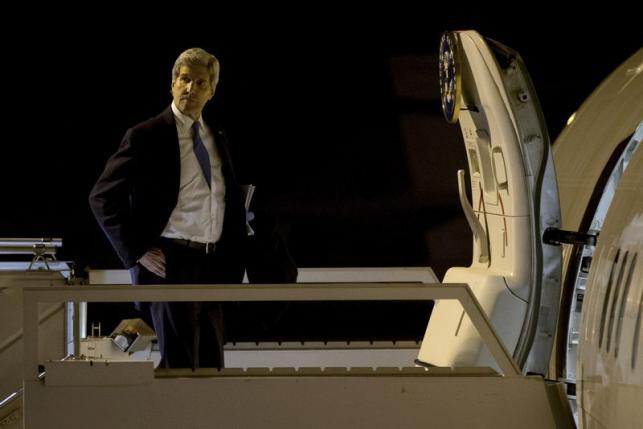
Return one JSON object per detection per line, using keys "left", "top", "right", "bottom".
{"left": 0, "top": 389, "right": 21, "bottom": 410}
{"left": 0, "top": 371, "right": 45, "bottom": 416}
{"left": 21, "top": 283, "right": 521, "bottom": 382}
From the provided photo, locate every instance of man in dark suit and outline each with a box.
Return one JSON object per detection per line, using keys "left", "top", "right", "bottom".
{"left": 90, "top": 47, "right": 263, "bottom": 369}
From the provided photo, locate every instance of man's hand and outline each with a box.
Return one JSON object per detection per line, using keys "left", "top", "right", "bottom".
{"left": 138, "top": 247, "right": 166, "bottom": 278}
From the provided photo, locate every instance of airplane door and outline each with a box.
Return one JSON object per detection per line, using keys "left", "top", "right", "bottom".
{"left": 417, "top": 31, "right": 562, "bottom": 374}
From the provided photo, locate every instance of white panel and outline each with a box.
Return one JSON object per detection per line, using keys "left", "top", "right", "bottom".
{"left": 418, "top": 267, "right": 526, "bottom": 371}
{"left": 24, "top": 372, "right": 572, "bottom": 429}
{"left": 88, "top": 267, "right": 440, "bottom": 285}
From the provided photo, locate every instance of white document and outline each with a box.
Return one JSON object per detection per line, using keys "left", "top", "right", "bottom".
{"left": 241, "top": 184, "right": 256, "bottom": 236}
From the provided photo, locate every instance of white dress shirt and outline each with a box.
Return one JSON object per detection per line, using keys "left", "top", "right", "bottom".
{"left": 161, "top": 102, "right": 226, "bottom": 243}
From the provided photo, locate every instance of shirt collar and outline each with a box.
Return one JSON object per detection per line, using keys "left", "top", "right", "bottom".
{"left": 171, "top": 102, "right": 202, "bottom": 131}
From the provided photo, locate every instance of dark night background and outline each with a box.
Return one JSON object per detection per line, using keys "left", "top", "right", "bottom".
{"left": 2, "top": 11, "right": 641, "bottom": 339}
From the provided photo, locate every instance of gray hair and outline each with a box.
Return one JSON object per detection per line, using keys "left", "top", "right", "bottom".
{"left": 171, "top": 47, "right": 220, "bottom": 88}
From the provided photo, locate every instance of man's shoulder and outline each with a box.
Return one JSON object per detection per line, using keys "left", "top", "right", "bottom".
{"left": 124, "top": 107, "right": 175, "bottom": 142}
{"left": 202, "top": 110, "right": 226, "bottom": 134}
{"left": 131, "top": 107, "right": 174, "bottom": 132}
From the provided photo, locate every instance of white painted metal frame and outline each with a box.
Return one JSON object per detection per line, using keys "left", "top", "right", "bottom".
{"left": 22, "top": 283, "right": 520, "bottom": 381}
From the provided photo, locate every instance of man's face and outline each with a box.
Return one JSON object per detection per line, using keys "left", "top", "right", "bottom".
{"left": 171, "top": 64, "right": 215, "bottom": 120}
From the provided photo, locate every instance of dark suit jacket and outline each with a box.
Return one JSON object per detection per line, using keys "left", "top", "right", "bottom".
{"left": 89, "top": 106, "right": 247, "bottom": 269}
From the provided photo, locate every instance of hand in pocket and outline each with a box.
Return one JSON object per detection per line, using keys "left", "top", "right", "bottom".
{"left": 138, "top": 247, "right": 166, "bottom": 278}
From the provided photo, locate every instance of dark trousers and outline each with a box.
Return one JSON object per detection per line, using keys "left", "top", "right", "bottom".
{"left": 129, "top": 239, "right": 244, "bottom": 369}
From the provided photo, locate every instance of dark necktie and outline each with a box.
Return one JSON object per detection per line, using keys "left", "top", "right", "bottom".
{"left": 191, "top": 121, "right": 211, "bottom": 189}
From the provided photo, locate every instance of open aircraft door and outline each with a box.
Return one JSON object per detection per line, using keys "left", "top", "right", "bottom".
{"left": 417, "top": 30, "right": 562, "bottom": 375}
